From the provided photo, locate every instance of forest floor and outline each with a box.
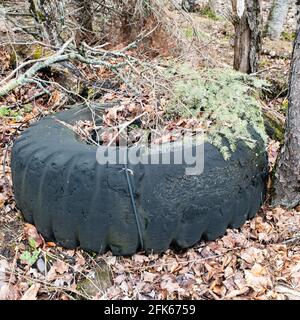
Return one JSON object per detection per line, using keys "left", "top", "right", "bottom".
{"left": 1, "top": 9, "right": 300, "bottom": 300}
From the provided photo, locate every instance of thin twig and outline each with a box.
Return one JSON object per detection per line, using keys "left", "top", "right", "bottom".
{"left": 106, "top": 112, "right": 147, "bottom": 147}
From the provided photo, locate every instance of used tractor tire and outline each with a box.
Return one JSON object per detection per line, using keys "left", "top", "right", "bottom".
{"left": 11, "top": 105, "right": 268, "bottom": 255}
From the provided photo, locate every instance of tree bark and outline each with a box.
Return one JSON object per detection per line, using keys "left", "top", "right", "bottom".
{"left": 74, "top": 0, "right": 93, "bottom": 32}
{"left": 73, "top": 0, "right": 94, "bottom": 44}
{"left": 208, "top": 0, "right": 219, "bottom": 15}
{"left": 267, "top": 0, "right": 291, "bottom": 41}
{"left": 181, "top": 0, "right": 196, "bottom": 12}
{"left": 231, "top": 0, "right": 261, "bottom": 74}
{"left": 273, "top": 20, "right": 300, "bottom": 208}
{"left": 28, "top": 0, "right": 64, "bottom": 46}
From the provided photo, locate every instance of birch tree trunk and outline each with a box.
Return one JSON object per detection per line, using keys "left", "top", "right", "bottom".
{"left": 267, "top": 0, "right": 291, "bottom": 41}
{"left": 273, "top": 15, "right": 300, "bottom": 208}
{"left": 231, "top": 0, "right": 261, "bottom": 74}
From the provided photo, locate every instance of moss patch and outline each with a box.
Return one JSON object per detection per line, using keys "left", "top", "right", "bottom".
{"left": 281, "top": 31, "right": 296, "bottom": 42}
{"left": 31, "top": 45, "right": 43, "bottom": 59}
{"left": 165, "top": 66, "right": 268, "bottom": 159}
{"left": 0, "top": 106, "right": 23, "bottom": 120}
{"left": 77, "top": 260, "right": 112, "bottom": 298}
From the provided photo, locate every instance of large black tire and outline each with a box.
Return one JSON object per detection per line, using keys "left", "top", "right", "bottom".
{"left": 11, "top": 105, "right": 268, "bottom": 255}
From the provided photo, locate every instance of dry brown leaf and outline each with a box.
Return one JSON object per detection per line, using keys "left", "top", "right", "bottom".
{"left": 20, "top": 283, "right": 40, "bottom": 300}
{"left": 223, "top": 287, "right": 249, "bottom": 299}
{"left": 45, "top": 242, "right": 56, "bottom": 248}
{"left": 233, "top": 272, "right": 247, "bottom": 290}
{"left": 0, "top": 284, "right": 10, "bottom": 300}
{"left": 53, "top": 260, "right": 69, "bottom": 275}
{"left": 75, "top": 252, "right": 86, "bottom": 267}
{"left": 244, "top": 264, "right": 272, "bottom": 292}
{"left": 240, "top": 247, "right": 265, "bottom": 264}
{"left": 170, "top": 263, "right": 181, "bottom": 274}
{"left": 66, "top": 250, "right": 75, "bottom": 257}
{"left": 153, "top": 134, "right": 178, "bottom": 145}
{"left": 221, "top": 235, "right": 236, "bottom": 248}
{"left": 48, "top": 90, "right": 61, "bottom": 106}
{"left": 0, "top": 194, "right": 5, "bottom": 208}
{"left": 134, "top": 255, "right": 149, "bottom": 264}
{"left": 0, "top": 260, "right": 9, "bottom": 300}
{"left": 275, "top": 284, "right": 300, "bottom": 300}
{"left": 23, "top": 223, "right": 44, "bottom": 248}
{"left": 120, "top": 281, "right": 129, "bottom": 293}
{"left": 46, "top": 266, "right": 57, "bottom": 282}
{"left": 161, "top": 280, "right": 181, "bottom": 294}
{"left": 143, "top": 272, "right": 157, "bottom": 283}
{"left": 210, "top": 279, "right": 226, "bottom": 297}
{"left": 224, "top": 266, "right": 234, "bottom": 278}
{"left": 114, "top": 274, "right": 126, "bottom": 284}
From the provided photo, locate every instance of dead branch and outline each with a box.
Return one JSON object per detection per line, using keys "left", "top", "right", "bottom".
{"left": 0, "top": 37, "right": 142, "bottom": 97}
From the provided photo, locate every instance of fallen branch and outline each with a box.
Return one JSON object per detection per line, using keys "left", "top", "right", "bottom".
{"left": 0, "top": 57, "right": 49, "bottom": 86}
{"left": 0, "top": 53, "right": 72, "bottom": 96}
{"left": 106, "top": 111, "right": 147, "bottom": 147}
{"left": 0, "top": 43, "right": 137, "bottom": 97}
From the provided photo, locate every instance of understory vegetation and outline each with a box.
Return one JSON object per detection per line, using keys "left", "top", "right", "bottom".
{"left": 166, "top": 67, "right": 268, "bottom": 158}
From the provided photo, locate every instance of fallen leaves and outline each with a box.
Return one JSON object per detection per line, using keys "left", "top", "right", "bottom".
{"left": 1, "top": 123, "right": 300, "bottom": 300}
{"left": 239, "top": 247, "right": 266, "bottom": 265}
{"left": 275, "top": 284, "right": 300, "bottom": 300}
{"left": 160, "top": 275, "right": 183, "bottom": 295}
{"left": 143, "top": 271, "right": 157, "bottom": 283}
{"left": 244, "top": 264, "right": 272, "bottom": 292}
{"left": 0, "top": 260, "right": 9, "bottom": 300}
{"left": 23, "top": 223, "right": 44, "bottom": 249}
{"left": 52, "top": 260, "right": 69, "bottom": 275}
{"left": 0, "top": 49, "right": 11, "bottom": 72}
{"left": 20, "top": 283, "right": 40, "bottom": 300}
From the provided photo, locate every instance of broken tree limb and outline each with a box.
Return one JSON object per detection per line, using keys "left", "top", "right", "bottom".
{"left": 0, "top": 36, "right": 142, "bottom": 97}
{"left": 0, "top": 52, "right": 125, "bottom": 96}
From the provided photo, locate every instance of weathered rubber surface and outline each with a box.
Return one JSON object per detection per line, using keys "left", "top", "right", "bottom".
{"left": 11, "top": 106, "right": 268, "bottom": 255}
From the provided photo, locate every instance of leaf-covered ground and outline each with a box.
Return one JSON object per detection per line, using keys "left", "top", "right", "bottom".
{"left": 1, "top": 163, "right": 300, "bottom": 300}
{"left": 1, "top": 5, "right": 299, "bottom": 300}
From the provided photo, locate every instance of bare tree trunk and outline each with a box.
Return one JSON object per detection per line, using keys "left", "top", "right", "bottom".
{"left": 74, "top": 0, "right": 93, "bottom": 32}
{"left": 231, "top": 0, "right": 261, "bottom": 74}
{"left": 73, "top": 0, "right": 94, "bottom": 44}
{"left": 208, "top": 0, "right": 219, "bottom": 14}
{"left": 28, "top": 0, "right": 65, "bottom": 46}
{"left": 267, "top": 0, "right": 291, "bottom": 41}
{"left": 273, "top": 14, "right": 300, "bottom": 208}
